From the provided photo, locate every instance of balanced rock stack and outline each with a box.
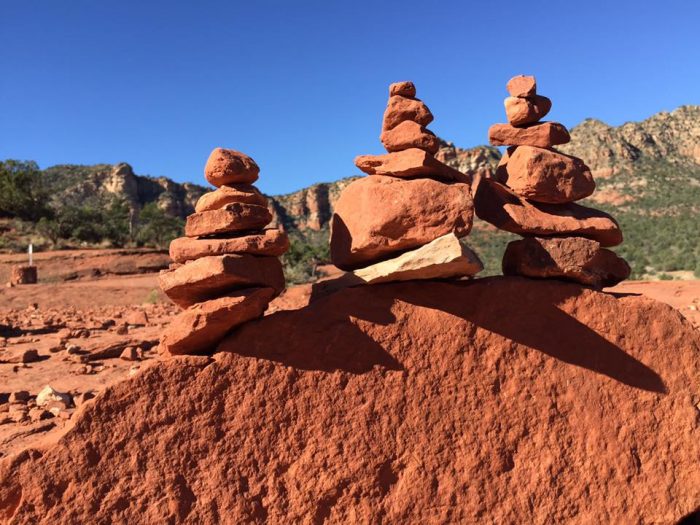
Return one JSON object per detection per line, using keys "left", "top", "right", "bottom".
{"left": 158, "top": 148, "right": 289, "bottom": 355}
{"left": 330, "top": 81, "right": 482, "bottom": 283}
{"left": 476, "top": 75, "right": 630, "bottom": 289}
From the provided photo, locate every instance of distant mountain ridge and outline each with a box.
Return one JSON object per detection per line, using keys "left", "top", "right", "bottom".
{"left": 13, "top": 105, "right": 700, "bottom": 278}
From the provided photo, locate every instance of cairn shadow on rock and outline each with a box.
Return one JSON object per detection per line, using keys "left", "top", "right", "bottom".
{"left": 225, "top": 277, "right": 666, "bottom": 394}
{"left": 391, "top": 277, "right": 667, "bottom": 394}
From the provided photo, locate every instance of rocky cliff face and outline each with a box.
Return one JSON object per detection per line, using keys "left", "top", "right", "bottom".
{"left": 37, "top": 106, "right": 699, "bottom": 228}
{"left": 559, "top": 105, "right": 700, "bottom": 177}
{"left": 2, "top": 278, "right": 699, "bottom": 523}
{"left": 41, "top": 163, "right": 208, "bottom": 218}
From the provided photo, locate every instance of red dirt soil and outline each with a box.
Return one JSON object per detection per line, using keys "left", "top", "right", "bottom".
{"left": 1, "top": 277, "right": 699, "bottom": 523}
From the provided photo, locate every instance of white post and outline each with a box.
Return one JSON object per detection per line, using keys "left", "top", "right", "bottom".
{"left": 29, "top": 243, "right": 33, "bottom": 266}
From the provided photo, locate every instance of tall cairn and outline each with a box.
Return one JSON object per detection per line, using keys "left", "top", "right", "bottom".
{"left": 330, "top": 81, "right": 482, "bottom": 283}
{"left": 476, "top": 75, "right": 630, "bottom": 288}
{"left": 159, "top": 148, "right": 289, "bottom": 355}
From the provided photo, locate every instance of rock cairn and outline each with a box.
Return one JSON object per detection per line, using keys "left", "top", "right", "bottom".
{"left": 330, "top": 81, "right": 482, "bottom": 282}
{"left": 476, "top": 75, "right": 630, "bottom": 289}
{"left": 159, "top": 148, "right": 289, "bottom": 355}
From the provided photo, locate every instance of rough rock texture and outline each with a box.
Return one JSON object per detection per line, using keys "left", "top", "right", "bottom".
{"left": 184, "top": 203, "right": 272, "bottom": 237}
{"left": 559, "top": 105, "right": 700, "bottom": 174}
{"left": 2, "top": 278, "right": 699, "bottom": 524}
{"left": 159, "top": 255, "right": 285, "bottom": 308}
{"left": 389, "top": 81, "right": 416, "bottom": 97}
{"left": 160, "top": 288, "right": 275, "bottom": 356}
{"left": 489, "top": 122, "right": 571, "bottom": 148}
{"left": 354, "top": 233, "right": 482, "bottom": 283}
{"left": 382, "top": 96, "right": 434, "bottom": 131}
{"left": 195, "top": 185, "right": 268, "bottom": 213}
{"left": 497, "top": 146, "right": 595, "bottom": 203}
{"left": 502, "top": 237, "right": 631, "bottom": 289}
{"left": 474, "top": 178, "right": 622, "bottom": 246}
{"left": 9, "top": 266, "right": 37, "bottom": 285}
{"left": 354, "top": 149, "right": 468, "bottom": 182}
{"left": 504, "top": 95, "right": 552, "bottom": 127}
{"left": 506, "top": 75, "right": 537, "bottom": 97}
{"left": 380, "top": 120, "right": 440, "bottom": 154}
{"left": 204, "top": 148, "right": 260, "bottom": 187}
{"left": 170, "top": 230, "right": 289, "bottom": 263}
{"left": 330, "top": 176, "right": 473, "bottom": 270}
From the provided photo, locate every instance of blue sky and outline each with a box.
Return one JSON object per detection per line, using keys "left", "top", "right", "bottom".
{"left": 1, "top": 0, "right": 698, "bottom": 195}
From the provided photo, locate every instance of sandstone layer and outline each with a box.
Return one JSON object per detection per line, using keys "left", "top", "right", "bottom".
{"left": 169, "top": 230, "right": 289, "bottom": 263}
{"left": 474, "top": 179, "right": 622, "bottom": 246}
{"left": 160, "top": 288, "right": 275, "bottom": 356}
{"left": 354, "top": 149, "right": 468, "bottom": 182}
{"left": 184, "top": 203, "right": 272, "bottom": 238}
{"left": 502, "top": 237, "right": 631, "bottom": 289}
{"left": 159, "top": 254, "right": 285, "bottom": 308}
{"left": 353, "top": 233, "right": 483, "bottom": 284}
{"left": 2, "top": 278, "right": 698, "bottom": 523}
{"left": 489, "top": 122, "right": 571, "bottom": 148}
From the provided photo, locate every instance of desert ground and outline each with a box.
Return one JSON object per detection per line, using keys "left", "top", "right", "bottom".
{"left": 1, "top": 249, "right": 698, "bottom": 458}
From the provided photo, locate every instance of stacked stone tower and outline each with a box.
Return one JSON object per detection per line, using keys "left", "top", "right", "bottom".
{"left": 475, "top": 75, "right": 630, "bottom": 288}
{"left": 330, "top": 81, "right": 482, "bottom": 283}
{"left": 159, "top": 148, "right": 289, "bottom": 355}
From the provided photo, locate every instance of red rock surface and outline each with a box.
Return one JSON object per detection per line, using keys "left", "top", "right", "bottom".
{"left": 170, "top": 229, "right": 289, "bottom": 263}
{"left": 380, "top": 120, "right": 440, "bottom": 154}
{"left": 159, "top": 254, "right": 285, "bottom": 308}
{"left": 502, "top": 237, "right": 631, "bottom": 288}
{"left": 489, "top": 122, "right": 571, "bottom": 148}
{"left": 195, "top": 184, "right": 267, "bottom": 213}
{"left": 389, "top": 81, "right": 416, "bottom": 97}
{"left": 160, "top": 288, "right": 275, "bottom": 356}
{"left": 184, "top": 203, "right": 272, "bottom": 237}
{"left": 475, "top": 178, "right": 623, "bottom": 246}
{"left": 354, "top": 148, "right": 468, "bottom": 182}
{"left": 204, "top": 148, "right": 260, "bottom": 187}
{"left": 504, "top": 95, "right": 552, "bottom": 126}
{"left": 497, "top": 146, "right": 595, "bottom": 203}
{"left": 330, "top": 176, "right": 473, "bottom": 269}
{"left": 2, "top": 278, "right": 699, "bottom": 523}
{"left": 382, "top": 95, "right": 433, "bottom": 131}
{"left": 506, "top": 74, "right": 537, "bottom": 97}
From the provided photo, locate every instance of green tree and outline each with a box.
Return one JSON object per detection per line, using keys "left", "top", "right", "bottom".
{"left": 136, "top": 203, "right": 183, "bottom": 248}
{"left": 0, "top": 160, "right": 52, "bottom": 221}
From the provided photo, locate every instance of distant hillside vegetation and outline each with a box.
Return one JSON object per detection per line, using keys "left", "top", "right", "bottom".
{"left": 1, "top": 105, "right": 698, "bottom": 282}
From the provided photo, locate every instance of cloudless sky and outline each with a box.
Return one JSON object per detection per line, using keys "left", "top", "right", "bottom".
{"left": 1, "top": 0, "right": 698, "bottom": 194}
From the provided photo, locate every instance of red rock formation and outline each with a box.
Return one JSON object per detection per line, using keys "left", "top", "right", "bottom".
{"left": 480, "top": 75, "right": 630, "bottom": 286}
{"left": 2, "top": 278, "right": 698, "bottom": 523}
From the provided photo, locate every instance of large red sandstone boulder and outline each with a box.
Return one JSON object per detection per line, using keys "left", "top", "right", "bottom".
{"left": 204, "top": 148, "right": 260, "bottom": 187}
{"left": 489, "top": 122, "right": 570, "bottom": 148}
{"left": 497, "top": 146, "right": 595, "bottom": 203}
{"left": 170, "top": 229, "right": 289, "bottom": 263}
{"left": 160, "top": 288, "right": 275, "bottom": 356}
{"left": 354, "top": 148, "right": 468, "bottom": 182}
{"left": 474, "top": 178, "right": 622, "bottom": 246}
{"left": 2, "top": 278, "right": 698, "bottom": 523}
{"left": 330, "top": 176, "right": 473, "bottom": 269}
{"left": 382, "top": 95, "right": 433, "bottom": 131}
{"left": 504, "top": 95, "right": 552, "bottom": 126}
{"left": 184, "top": 203, "right": 272, "bottom": 237}
{"left": 195, "top": 184, "right": 268, "bottom": 213}
{"left": 502, "top": 237, "right": 631, "bottom": 289}
{"left": 159, "top": 254, "right": 285, "bottom": 308}
{"left": 380, "top": 120, "right": 439, "bottom": 154}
